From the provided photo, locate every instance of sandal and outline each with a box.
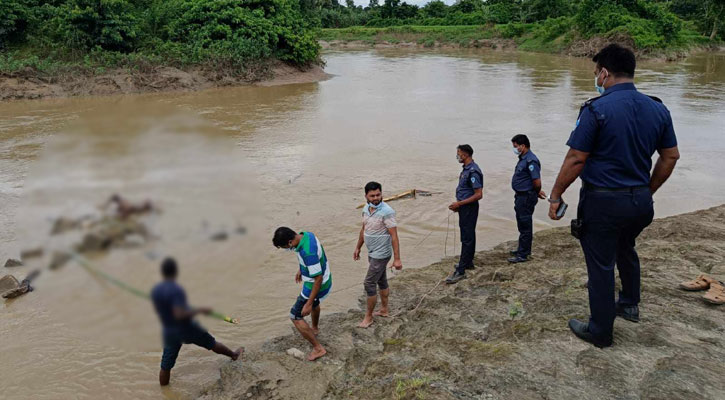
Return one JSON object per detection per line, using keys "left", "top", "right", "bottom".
{"left": 702, "top": 281, "right": 725, "bottom": 305}
{"left": 679, "top": 274, "right": 718, "bottom": 291}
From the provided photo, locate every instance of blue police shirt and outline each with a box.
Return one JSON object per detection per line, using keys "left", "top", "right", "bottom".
{"left": 456, "top": 161, "right": 484, "bottom": 201}
{"left": 567, "top": 83, "right": 677, "bottom": 188}
{"left": 511, "top": 150, "right": 541, "bottom": 192}
{"left": 151, "top": 280, "right": 192, "bottom": 334}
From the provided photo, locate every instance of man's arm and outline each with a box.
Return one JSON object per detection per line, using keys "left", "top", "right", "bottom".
{"left": 650, "top": 146, "right": 680, "bottom": 194}
{"left": 173, "top": 305, "right": 210, "bottom": 320}
{"left": 549, "top": 148, "right": 590, "bottom": 220}
{"left": 353, "top": 225, "right": 364, "bottom": 261}
{"left": 302, "top": 275, "right": 323, "bottom": 316}
{"left": 388, "top": 226, "right": 402, "bottom": 269}
{"left": 458, "top": 188, "right": 483, "bottom": 205}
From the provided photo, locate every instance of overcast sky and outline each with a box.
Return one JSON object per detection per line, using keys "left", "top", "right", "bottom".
{"left": 351, "top": 0, "right": 456, "bottom": 6}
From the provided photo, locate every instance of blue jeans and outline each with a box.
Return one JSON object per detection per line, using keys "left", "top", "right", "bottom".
{"left": 578, "top": 186, "right": 654, "bottom": 339}
{"left": 514, "top": 192, "right": 538, "bottom": 257}
{"left": 456, "top": 202, "right": 479, "bottom": 274}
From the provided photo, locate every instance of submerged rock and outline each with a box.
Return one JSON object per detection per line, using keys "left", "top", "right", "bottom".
{"left": 20, "top": 248, "right": 44, "bottom": 260}
{"left": 49, "top": 251, "right": 72, "bottom": 270}
{"left": 51, "top": 217, "right": 81, "bottom": 235}
{"left": 4, "top": 259, "right": 23, "bottom": 268}
{"left": 210, "top": 231, "right": 228, "bottom": 241}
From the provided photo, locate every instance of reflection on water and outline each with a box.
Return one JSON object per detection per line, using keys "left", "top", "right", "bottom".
{"left": 1, "top": 49, "right": 724, "bottom": 399}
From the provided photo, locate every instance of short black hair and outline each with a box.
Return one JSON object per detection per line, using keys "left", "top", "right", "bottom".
{"left": 364, "top": 181, "right": 382, "bottom": 194}
{"left": 511, "top": 134, "right": 530, "bottom": 148}
{"left": 457, "top": 144, "right": 473, "bottom": 156}
{"left": 592, "top": 43, "right": 636, "bottom": 78}
{"left": 161, "top": 257, "right": 177, "bottom": 278}
{"left": 273, "top": 226, "right": 297, "bottom": 248}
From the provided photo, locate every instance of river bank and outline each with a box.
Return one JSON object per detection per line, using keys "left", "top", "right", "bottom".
{"left": 319, "top": 25, "right": 723, "bottom": 61}
{"left": 200, "top": 205, "right": 725, "bottom": 400}
{"left": 0, "top": 61, "right": 330, "bottom": 101}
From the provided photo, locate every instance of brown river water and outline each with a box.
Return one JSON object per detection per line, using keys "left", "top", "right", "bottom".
{"left": 1, "top": 49, "right": 724, "bottom": 399}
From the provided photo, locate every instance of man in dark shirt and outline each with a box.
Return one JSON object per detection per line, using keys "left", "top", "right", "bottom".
{"left": 548, "top": 44, "right": 679, "bottom": 348}
{"left": 509, "top": 134, "right": 546, "bottom": 263}
{"left": 151, "top": 258, "right": 243, "bottom": 385}
{"left": 446, "top": 144, "right": 484, "bottom": 284}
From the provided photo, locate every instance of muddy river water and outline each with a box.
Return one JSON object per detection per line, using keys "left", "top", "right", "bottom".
{"left": 1, "top": 49, "right": 724, "bottom": 399}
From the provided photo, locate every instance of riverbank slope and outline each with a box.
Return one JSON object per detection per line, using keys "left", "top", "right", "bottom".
{"left": 0, "top": 61, "right": 329, "bottom": 101}
{"left": 200, "top": 204, "right": 725, "bottom": 400}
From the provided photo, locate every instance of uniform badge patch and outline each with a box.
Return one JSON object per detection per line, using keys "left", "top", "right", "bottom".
{"left": 471, "top": 177, "right": 476, "bottom": 183}
{"left": 528, "top": 164, "right": 535, "bottom": 171}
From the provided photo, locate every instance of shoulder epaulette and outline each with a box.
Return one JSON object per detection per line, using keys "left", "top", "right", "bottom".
{"left": 581, "top": 96, "right": 602, "bottom": 108}
{"left": 646, "top": 95, "right": 663, "bottom": 104}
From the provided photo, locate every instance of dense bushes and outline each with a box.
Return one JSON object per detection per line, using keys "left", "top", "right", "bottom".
{"left": 0, "top": 0, "right": 319, "bottom": 70}
{"left": 317, "top": 0, "right": 721, "bottom": 50}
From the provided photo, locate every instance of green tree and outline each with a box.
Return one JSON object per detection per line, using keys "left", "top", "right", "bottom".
{"left": 421, "top": 0, "right": 449, "bottom": 18}
{"left": 706, "top": 0, "right": 725, "bottom": 39}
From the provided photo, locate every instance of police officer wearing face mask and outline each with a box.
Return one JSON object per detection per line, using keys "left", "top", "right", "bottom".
{"left": 446, "top": 144, "right": 483, "bottom": 284}
{"left": 548, "top": 44, "right": 680, "bottom": 348}
{"left": 509, "top": 134, "right": 546, "bottom": 264}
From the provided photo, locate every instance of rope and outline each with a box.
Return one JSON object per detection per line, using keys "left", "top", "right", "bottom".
{"left": 68, "top": 252, "right": 239, "bottom": 324}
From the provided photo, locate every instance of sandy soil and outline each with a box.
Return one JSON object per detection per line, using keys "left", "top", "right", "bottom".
{"left": 0, "top": 61, "right": 330, "bottom": 101}
{"left": 200, "top": 205, "right": 725, "bottom": 400}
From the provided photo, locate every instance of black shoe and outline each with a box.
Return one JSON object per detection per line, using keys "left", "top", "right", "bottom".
{"left": 616, "top": 304, "right": 639, "bottom": 323}
{"left": 507, "top": 255, "right": 529, "bottom": 264}
{"left": 509, "top": 250, "right": 519, "bottom": 256}
{"left": 454, "top": 263, "right": 475, "bottom": 270}
{"left": 445, "top": 271, "right": 467, "bottom": 284}
{"left": 568, "top": 319, "right": 612, "bottom": 348}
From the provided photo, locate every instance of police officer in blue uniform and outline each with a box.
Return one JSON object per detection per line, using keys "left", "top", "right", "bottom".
{"left": 509, "top": 134, "right": 546, "bottom": 264}
{"left": 548, "top": 44, "right": 680, "bottom": 348}
{"left": 446, "top": 144, "right": 483, "bottom": 284}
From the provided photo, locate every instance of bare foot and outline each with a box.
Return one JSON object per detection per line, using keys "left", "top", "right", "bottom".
{"left": 312, "top": 326, "right": 320, "bottom": 336}
{"left": 307, "top": 347, "right": 327, "bottom": 361}
{"left": 358, "top": 316, "right": 374, "bottom": 328}
{"left": 373, "top": 310, "right": 389, "bottom": 317}
{"left": 231, "top": 347, "right": 245, "bottom": 361}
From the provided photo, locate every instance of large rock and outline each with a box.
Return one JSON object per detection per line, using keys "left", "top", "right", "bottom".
{"left": 20, "top": 248, "right": 44, "bottom": 260}
{"left": 0, "top": 275, "right": 20, "bottom": 293}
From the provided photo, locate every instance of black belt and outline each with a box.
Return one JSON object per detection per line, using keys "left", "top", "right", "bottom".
{"left": 515, "top": 190, "right": 534, "bottom": 196}
{"left": 583, "top": 182, "right": 649, "bottom": 192}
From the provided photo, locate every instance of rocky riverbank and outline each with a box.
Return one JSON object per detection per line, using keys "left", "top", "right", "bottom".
{"left": 200, "top": 204, "right": 725, "bottom": 400}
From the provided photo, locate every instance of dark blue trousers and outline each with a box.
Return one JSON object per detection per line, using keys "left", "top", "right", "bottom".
{"left": 578, "top": 187, "right": 654, "bottom": 339}
{"left": 456, "top": 202, "right": 479, "bottom": 274}
{"left": 514, "top": 192, "right": 538, "bottom": 257}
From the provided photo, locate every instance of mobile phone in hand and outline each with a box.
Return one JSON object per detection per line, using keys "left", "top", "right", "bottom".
{"left": 556, "top": 201, "right": 568, "bottom": 219}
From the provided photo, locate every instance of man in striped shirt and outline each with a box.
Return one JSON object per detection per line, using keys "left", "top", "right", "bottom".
{"left": 354, "top": 181, "right": 402, "bottom": 328}
{"left": 273, "top": 227, "right": 331, "bottom": 361}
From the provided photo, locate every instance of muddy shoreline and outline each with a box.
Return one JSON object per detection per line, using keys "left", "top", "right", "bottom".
{"left": 0, "top": 61, "right": 331, "bottom": 102}
{"left": 200, "top": 205, "right": 725, "bottom": 400}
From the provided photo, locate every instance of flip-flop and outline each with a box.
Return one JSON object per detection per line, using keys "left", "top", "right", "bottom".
{"left": 679, "top": 274, "right": 717, "bottom": 291}
{"left": 702, "top": 282, "right": 725, "bottom": 305}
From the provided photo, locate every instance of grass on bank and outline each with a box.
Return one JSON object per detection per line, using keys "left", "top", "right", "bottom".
{"left": 319, "top": 19, "right": 717, "bottom": 55}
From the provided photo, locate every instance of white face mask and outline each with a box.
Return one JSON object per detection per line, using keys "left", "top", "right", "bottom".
{"left": 595, "top": 69, "right": 608, "bottom": 94}
{"left": 512, "top": 147, "right": 521, "bottom": 155}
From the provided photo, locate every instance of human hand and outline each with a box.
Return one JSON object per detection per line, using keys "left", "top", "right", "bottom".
{"left": 353, "top": 248, "right": 361, "bottom": 261}
{"left": 392, "top": 259, "right": 403, "bottom": 270}
{"left": 548, "top": 201, "right": 562, "bottom": 220}
{"left": 538, "top": 190, "right": 547, "bottom": 200}
{"left": 301, "top": 302, "right": 312, "bottom": 317}
{"left": 448, "top": 202, "right": 460, "bottom": 212}
{"left": 197, "top": 307, "right": 213, "bottom": 315}
{"left": 295, "top": 270, "right": 302, "bottom": 284}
